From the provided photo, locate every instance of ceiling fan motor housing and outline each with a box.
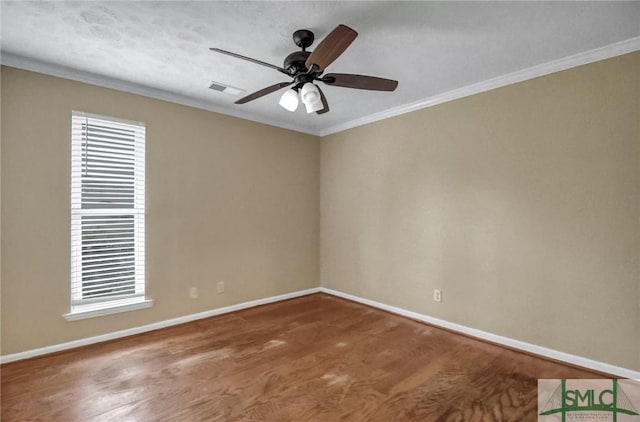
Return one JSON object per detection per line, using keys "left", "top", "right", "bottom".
{"left": 285, "top": 29, "right": 315, "bottom": 74}
{"left": 284, "top": 51, "right": 311, "bottom": 75}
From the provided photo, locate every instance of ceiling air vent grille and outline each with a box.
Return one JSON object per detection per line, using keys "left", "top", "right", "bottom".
{"left": 209, "top": 81, "right": 244, "bottom": 96}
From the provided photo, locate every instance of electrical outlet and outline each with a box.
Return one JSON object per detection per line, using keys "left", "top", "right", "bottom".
{"left": 217, "top": 281, "right": 225, "bottom": 294}
{"left": 433, "top": 289, "right": 442, "bottom": 302}
{"left": 189, "top": 287, "right": 199, "bottom": 299}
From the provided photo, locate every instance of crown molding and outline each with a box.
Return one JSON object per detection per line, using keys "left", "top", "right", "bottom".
{"left": 0, "top": 52, "right": 320, "bottom": 136}
{"left": 2, "top": 36, "right": 639, "bottom": 138}
{"left": 319, "top": 36, "right": 640, "bottom": 137}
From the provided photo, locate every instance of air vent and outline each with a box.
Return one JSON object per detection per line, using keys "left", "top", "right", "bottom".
{"left": 209, "top": 81, "right": 244, "bottom": 96}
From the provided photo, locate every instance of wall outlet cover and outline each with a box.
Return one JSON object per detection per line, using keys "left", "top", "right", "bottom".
{"left": 189, "top": 287, "right": 199, "bottom": 299}
{"left": 433, "top": 289, "right": 442, "bottom": 302}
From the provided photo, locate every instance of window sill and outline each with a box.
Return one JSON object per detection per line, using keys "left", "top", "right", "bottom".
{"left": 64, "top": 298, "right": 154, "bottom": 321}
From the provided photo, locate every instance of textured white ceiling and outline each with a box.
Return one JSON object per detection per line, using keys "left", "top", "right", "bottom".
{"left": 2, "top": 1, "right": 639, "bottom": 135}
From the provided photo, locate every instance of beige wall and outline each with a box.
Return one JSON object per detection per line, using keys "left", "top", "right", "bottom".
{"left": 2, "top": 52, "right": 639, "bottom": 372}
{"left": 1, "top": 67, "right": 320, "bottom": 355}
{"left": 321, "top": 52, "right": 640, "bottom": 370}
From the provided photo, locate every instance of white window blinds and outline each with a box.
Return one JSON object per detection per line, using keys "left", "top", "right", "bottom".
{"left": 71, "top": 112, "right": 145, "bottom": 310}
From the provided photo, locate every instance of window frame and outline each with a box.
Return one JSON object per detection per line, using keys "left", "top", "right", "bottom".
{"left": 65, "top": 111, "right": 152, "bottom": 321}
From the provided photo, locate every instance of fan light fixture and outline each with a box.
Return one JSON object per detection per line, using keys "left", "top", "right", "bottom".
{"left": 279, "top": 83, "right": 323, "bottom": 113}
{"left": 279, "top": 89, "right": 299, "bottom": 112}
{"left": 301, "top": 82, "right": 319, "bottom": 103}
{"left": 301, "top": 83, "right": 323, "bottom": 114}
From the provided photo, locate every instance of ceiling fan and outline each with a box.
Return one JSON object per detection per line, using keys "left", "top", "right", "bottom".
{"left": 210, "top": 25, "right": 398, "bottom": 114}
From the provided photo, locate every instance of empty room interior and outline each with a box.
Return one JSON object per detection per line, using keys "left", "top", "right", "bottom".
{"left": 1, "top": 1, "right": 639, "bottom": 421}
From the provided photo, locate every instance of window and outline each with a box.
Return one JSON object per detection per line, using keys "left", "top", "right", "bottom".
{"left": 66, "top": 112, "right": 152, "bottom": 320}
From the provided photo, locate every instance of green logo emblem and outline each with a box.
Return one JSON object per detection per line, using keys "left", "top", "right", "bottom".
{"left": 540, "top": 379, "right": 639, "bottom": 421}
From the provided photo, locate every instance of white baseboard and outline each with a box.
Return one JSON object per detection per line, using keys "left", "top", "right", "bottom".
{"left": 0, "top": 287, "right": 321, "bottom": 364}
{"left": 319, "top": 287, "right": 640, "bottom": 379}
{"left": 5, "top": 285, "right": 638, "bottom": 379}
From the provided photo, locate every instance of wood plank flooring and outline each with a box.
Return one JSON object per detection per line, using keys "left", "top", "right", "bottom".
{"left": 1, "top": 293, "right": 605, "bottom": 421}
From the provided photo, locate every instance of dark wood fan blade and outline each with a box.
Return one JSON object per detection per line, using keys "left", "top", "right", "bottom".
{"left": 210, "top": 48, "right": 289, "bottom": 75}
{"left": 235, "top": 82, "right": 294, "bottom": 105}
{"left": 305, "top": 25, "right": 358, "bottom": 72}
{"left": 316, "top": 86, "right": 330, "bottom": 115}
{"left": 323, "top": 73, "right": 398, "bottom": 91}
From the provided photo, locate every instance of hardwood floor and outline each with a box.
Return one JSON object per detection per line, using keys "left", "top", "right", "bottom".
{"left": 1, "top": 293, "right": 605, "bottom": 421}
